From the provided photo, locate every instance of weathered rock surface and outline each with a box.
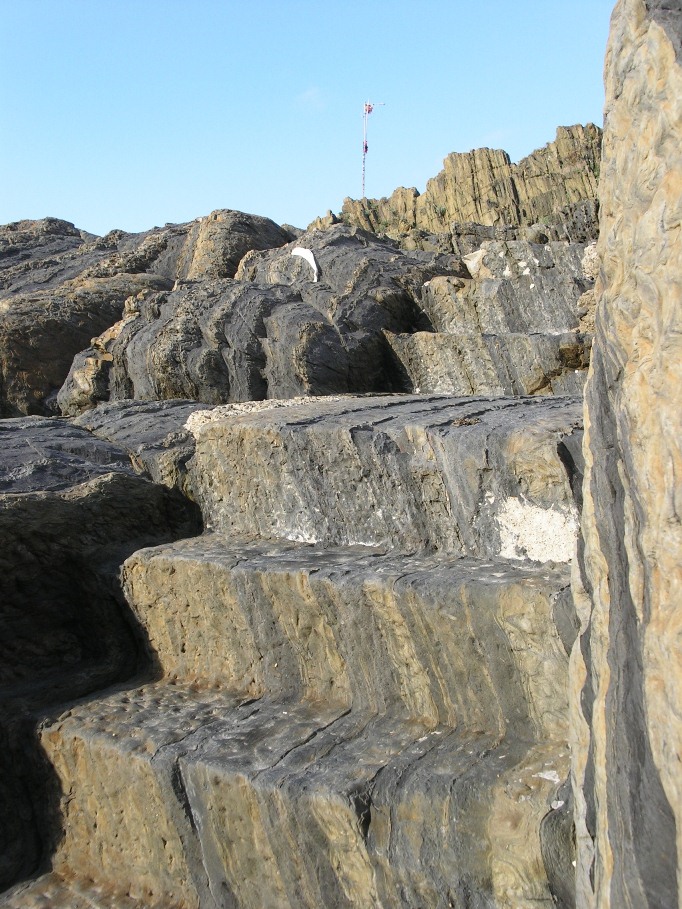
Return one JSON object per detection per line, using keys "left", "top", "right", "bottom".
{"left": 0, "top": 212, "right": 292, "bottom": 416}
{"left": 187, "top": 394, "right": 582, "bottom": 562}
{"left": 386, "top": 330, "right": 590, "bottom": 396}
{"left": 0, "top": 390, "right": 583, "bottom": 909}
{"left": 383, "top": 239, "right": 595, "bottom": 396}
{"left": 570, "top": 1, "right": 682, "bottom": 907}
{"left": 57, "top": 226, "right": 466, "bottom": 413}
{"left": 71, "top": 398, "right": 216, "bottom": 494}
{"left": 342, "top": 125, "right": 602, "bottom": 241}
{"left": 0, "top": 386, "right": 579, "bottom": 909}
{"left": 27, "top": 547, "right": 573, "bottom": 909}
{"left": 0, "top": 108, "right": 612, "bottom": 909}
{"left": 0, "top": 417, "right": 201, "bottom": 890}
{"left": 58, "top": 226, "right": 596, "bottom": 412}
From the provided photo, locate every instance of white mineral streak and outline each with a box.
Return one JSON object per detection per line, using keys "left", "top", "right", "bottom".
{"left": 185, "top": 396, "right": 349, "bottom": 435}
{"left": 497, "top": 497, "right": 577, "bottom": 563}
{"left": 462, "top": 248, "right": 487, "bottom": 277}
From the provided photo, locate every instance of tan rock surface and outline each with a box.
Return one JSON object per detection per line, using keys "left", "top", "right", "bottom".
{"left": 342, "top": 125, "right": 601, "bottom": 239}
{"left": 571, "top": 1, "right": 682, "bottom": 907}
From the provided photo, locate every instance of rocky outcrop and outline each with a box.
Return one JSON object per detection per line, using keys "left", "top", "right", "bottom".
{"left": 0, "top": 416, "right": 201, "bottom": 890}
{"left": 571, "top": 1, "right": 682, "bottom": 907}
{"left": 57, "top": 226, "right": 467, "bottom": 413}
{"left": 0, "top": 213, "right": 292, "bottom": 416}
{"left": 342, "top": 125, "right": 602, "bottom": 243}
{"left": 386, "top": 239, "right": 595, "bottom": 396}
{"left": 0, "top": 393, "right": 582, "bottom": 908}
{"left": 57, "top": 225, "right": 597, "bottom": 412}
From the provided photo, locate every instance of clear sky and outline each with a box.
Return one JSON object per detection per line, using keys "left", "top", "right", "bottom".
{"left": 1, "top": 0, "right": 615, "bottom": 236}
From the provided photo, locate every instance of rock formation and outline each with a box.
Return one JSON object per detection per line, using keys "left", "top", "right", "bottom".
{"left": 0, "top": 139, "right": 598, "bottom": 906}
{"left": 570, "top": 1, "right": 682, "bottom": 907}
{"left": 1, "top": 393, "right": 582, "bottom": 908}
{"left": 0, "top": 212, "right": 293, "bottom": 417}
{"left": 56, "top": 223, "right": 597, "bottom": 413}
{"left": 341, "top": 124, "right": 602, "bottom": 245}
{"left": 0, "top": 413, "right": 201, "bottom": 891}
{"left": 1, "top": 2, "right": 681, "bottom": 903}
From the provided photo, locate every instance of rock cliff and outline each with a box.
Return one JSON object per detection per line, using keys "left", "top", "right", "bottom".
{"left": 570, "top": 1, "right": 682, "bottom": 907}
{"left": 341, "top": 124, "right": 602, "bottom": 244}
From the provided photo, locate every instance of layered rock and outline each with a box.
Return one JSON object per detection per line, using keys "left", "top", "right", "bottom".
{"left": 0, "top": 416, "right": 201, "bottom": 890}
{"left": 386, "top": 239, "right": 595, "bottom": 396}
{"left": 571, "top": 1, "right": 682, "bottom": 907}
{"left": 0, "top": 393, "right": 582, "bottom": 908}
{"left": 57, "top": 226, "right": 466, "bottom": 413}
{"left": 342, "top": 125, "right": 602, "bottom": 242}
{"left": 188, "top": 395, "right": 581, "bottom": 561}
{"left": 0, "top": 212, "right": 292, "bottom": 416}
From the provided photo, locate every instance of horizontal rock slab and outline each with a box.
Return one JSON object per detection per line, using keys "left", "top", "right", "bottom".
{"left": 0, "top": 416, "right": 137, "bottom": 493}
{"left": 38, "top": 681, "right": 568, "bottom": 909}
{"left": 386, "top": 330, "right": 590, "bottom": 396}
{"left": 187, "top": 394, "right": 582, "bottom": 561}
{"left": 124, "top": 536, "right": 572, "bottom": 738}
{"left": 72, "top": 398, "right": 216, "bottom": 493}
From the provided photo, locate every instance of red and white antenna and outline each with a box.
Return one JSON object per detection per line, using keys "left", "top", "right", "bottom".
{"left": 362, "top": 101, "right": 384, "bottom": 198}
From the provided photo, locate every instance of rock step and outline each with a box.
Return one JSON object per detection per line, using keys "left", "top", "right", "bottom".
{"left": 386, "top": 330, "right": 590, "bottom": 397}
{"left": 123, "top": 537, "right": 572, "bottom": 739}
{"left": 0, "top": 873, "right": 149, "bottom": 909}
{"left": 187, "top": 394, "right": 582, "bottom": 561}
{"left": 39, "top": 682, "right": 568, "bottom": 909}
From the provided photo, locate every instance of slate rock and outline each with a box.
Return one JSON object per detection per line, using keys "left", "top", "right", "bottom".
{"left": 0, "top": 211, "right": 292, "bottom": 416}
{"left": 342, "top": 124, "right": 602, "bottom": 237}
{"left": 57, "top": 226, "right": 466, "bottom": 414}
{"left": 0, "top": 416, "right": 201, "bottom": 889}
{"left": 570, "top": 2, "right": 682, "bottom": 906}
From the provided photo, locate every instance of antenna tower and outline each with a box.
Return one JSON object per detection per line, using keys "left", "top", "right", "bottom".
{"left": 362, "top": 101, "right": 384, "bottom": 198}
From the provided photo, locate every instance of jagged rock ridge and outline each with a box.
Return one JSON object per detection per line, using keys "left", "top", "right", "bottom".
{"left": 341, "top": 124, "right": 602, "bottom": 243}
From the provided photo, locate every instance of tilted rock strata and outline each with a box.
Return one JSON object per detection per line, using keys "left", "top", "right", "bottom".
{"left": 27, "top": 541, "right": 573, "bottom": 909}
{"left": 342, "top": 124, "right": 602, "bottom": 240}
{"left": 58, "top": 226, "right": 466, "bottom": 414}
{"left": 386, "top": 330, "right": 590, "bottom": 397}
{"left": 0, "top": 390, "right": 582, "bottom": 907}
{"left": 0, "top": 212, "right": 292, "bottom": 416}
{"left": 571, "top": 1, "right": 682, "bottom": 907}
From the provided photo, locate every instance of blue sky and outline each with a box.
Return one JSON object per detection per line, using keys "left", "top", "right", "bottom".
{"left": 1, "top": 1, "right": 615, "bottom": 236}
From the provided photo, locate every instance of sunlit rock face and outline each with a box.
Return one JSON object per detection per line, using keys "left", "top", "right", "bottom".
{"left": 341, "top": 124, "right": 602, "bottom": 241}
{"left": 571, "top": 1, "right": 682, "bottom": 907}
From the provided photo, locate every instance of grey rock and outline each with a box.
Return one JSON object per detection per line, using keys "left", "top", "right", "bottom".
{"left": 0, "top": 417, "right": 200, "bottom": 890}
{"left": 187, "top": 394, "right": 582, "bottom": 561}
{"left": 0, "top": 211, "right": 292, "bottom": 416}
{"left": 385, "top": 330, "right": 590, "bottom": 396}
{"left": 421, "top": 241, "right": 591, "bottom": 336}
{"left": 58, "top": 226, "right": 466, "bottom": 414}
{"left": 72, "top": 398, "right": 215, "bottom": 494}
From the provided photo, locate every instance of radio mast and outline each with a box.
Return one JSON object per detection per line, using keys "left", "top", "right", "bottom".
{"left": 362, "top": 101, "right": 384, "bottom": 198}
